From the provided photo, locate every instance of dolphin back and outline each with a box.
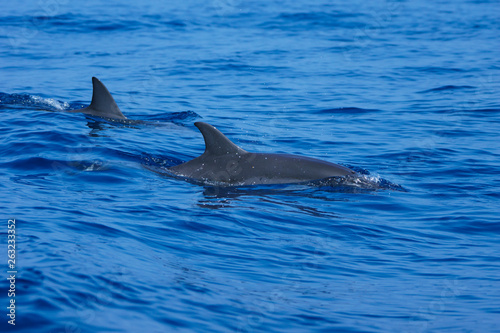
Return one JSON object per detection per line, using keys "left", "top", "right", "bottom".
{"left": 169, "top": 122, "right": 355, "bottom": 185}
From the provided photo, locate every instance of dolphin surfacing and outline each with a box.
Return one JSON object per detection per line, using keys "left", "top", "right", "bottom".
{"left": 169, "top": 122, "right": 355, "bottom": 185}
{"left": 69, "top": 77, "right": 127, "bottom": 120}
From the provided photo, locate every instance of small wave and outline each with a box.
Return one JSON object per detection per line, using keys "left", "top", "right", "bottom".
{"left": 143, "top": 15, "right": 187, "bottom": 27}
{"left": 278, "top": 11, "right": 360, "bottom": 21}
{"left": 419, "top": 85, "right": 475, "bottom": 93}
{"left": 315, "top": 107, "right": 380, "bottom": 114}
{"left": 0, "top": 92, "right": 69, "bottom": 111}
{"left": 311, "top": 174, "right": 407, "bottom": 192}
{"left": 4, "top": 157, "right": 107, "bottom": 175}
{"left": 432, "top": 108, "right": 500, "bottom": 115}
{"left": 466, "top": 108, "right": 500, "bottom": 114}
{"left": 260, "top": 11, "right": 363, "bottom": 30}
{"left": 177, "top": 173, "right": 406, "bottom": 200}
{"left": 0, "top": 13, "right": 188, "bottom": 34}
{"left": 401, "top": 66, "right": 466, "bottom": 75}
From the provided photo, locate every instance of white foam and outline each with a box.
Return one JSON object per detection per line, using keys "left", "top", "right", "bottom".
{"left": 30, "top": 95, "right": 70, "bottom": 111}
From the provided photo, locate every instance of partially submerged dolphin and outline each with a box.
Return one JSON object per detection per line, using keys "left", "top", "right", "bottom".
{"left": 69, "top": 77, "right": 127, "bottom": 120}
{"left": 67, "top": 78, "right": 354, "bottom": 185}
{"left": 168, "top": 122, "right": 355, "bottom": 185}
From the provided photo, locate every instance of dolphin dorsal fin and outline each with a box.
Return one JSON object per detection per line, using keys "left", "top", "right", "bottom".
{"left": 88, "top": 77, "right": 126, "bottom": 119}
{"left": 195, "top": 122, "right": 247, "bottom": 156}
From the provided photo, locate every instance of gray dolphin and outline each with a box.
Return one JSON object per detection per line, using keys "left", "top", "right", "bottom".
{"left": 168, "top": 122, "right": 355, "bottom": 185}
{"left": 68, "top": 77, "right": 127, "bottom": 120}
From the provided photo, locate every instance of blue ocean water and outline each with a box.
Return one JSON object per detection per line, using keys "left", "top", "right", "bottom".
{"left": 1, "top": 0, "right": 499, "bottom": 332}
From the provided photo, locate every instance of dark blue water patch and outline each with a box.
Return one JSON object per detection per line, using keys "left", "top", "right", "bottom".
{"left": 197, "top": 184, "right": 314, "bottom": 201}
{"left": 315, "top": 107, "right": 381, "bottom": 114}
{"left": 1, "top": 128, "right": 95, "bottom": 160}
{"left": 176, "top": 58, "right": 290, "bottom": 74}
{"left": 0, "top": 13, "right": 186, "bottom": 34}
{"left": 259, "top": 11, "right": 365, "bottom": 31}
{"left": 277, "top": 11, "right": 362, "bottom": 22}
{"left": 417, "top": 108, "right": 500, "bottom": 121}
{"left": 427, "top": 216, "right": 500, "bottom": 236}
{"left": 142, "top": 14, "right": 187, "bottom": 27}
{"left": 433, "top": 128, "right": 482, "bottom": 137}
{"left": 419, "top": 85, "right": 476, "bottom": 93}
{"left": 63, "top": 220, "right": 134, "bottom": 240}
{"left": 400, "top": 66, "right": 468, "bottom": 75}
{"left": 0, "top": 312, "right": 54, "bottom": 333}
{"left": 2, "top": 156, "right": 67, "bottom": 171}
{"left": 465, "top": 108, "right": 500, "bottom": 115}
{"left": 72, "top": 50, "right": 135, "bottom": 58}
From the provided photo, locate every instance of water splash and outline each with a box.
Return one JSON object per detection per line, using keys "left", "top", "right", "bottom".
{"left": 0, "top": 92, "right": 69, "bottom": 111}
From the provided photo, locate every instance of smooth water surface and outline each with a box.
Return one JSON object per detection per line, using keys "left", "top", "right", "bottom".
{"left": 1, "top": 0, "right": 499, "bottom": 332}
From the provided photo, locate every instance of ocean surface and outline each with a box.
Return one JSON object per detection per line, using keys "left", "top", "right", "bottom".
{"left": 1, "top": 0, "right": 499, "bottom": 332}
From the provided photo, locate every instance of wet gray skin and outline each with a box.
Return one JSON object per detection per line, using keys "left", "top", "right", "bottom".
{"left": 68, "top": 77, "right": 127, "bottom": 120}
{"left": 169, "top": 122, "right": 355, "bottom": 185}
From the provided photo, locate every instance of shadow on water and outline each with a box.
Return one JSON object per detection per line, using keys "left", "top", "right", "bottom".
{"left": 82, "top": 110, "right": 200, "bottom": 129}
{"left": 78, "top": 113, "right": 199, "bottom": 138}
{"left": 198, "top": 174, "right": 406, "bottom": 197}
{"left": 191, "top": 174, "right": 407, "bottom": 212}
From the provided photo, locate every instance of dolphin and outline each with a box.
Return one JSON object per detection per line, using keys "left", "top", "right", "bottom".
{"left": 168, "top": 122, "right": 355, "bottom": 185}
{"left": 68, "top": 77, "right": 127, "bottom": 120}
